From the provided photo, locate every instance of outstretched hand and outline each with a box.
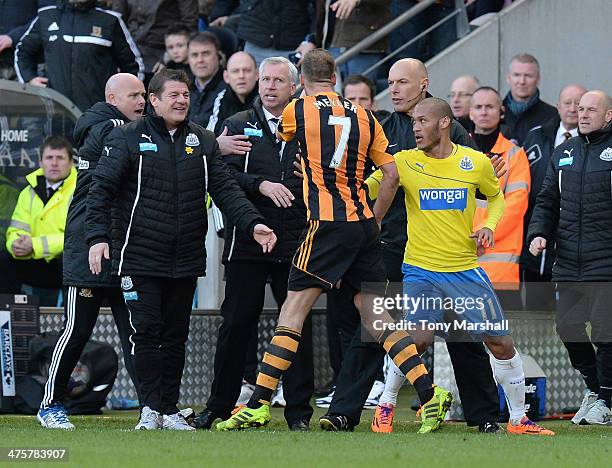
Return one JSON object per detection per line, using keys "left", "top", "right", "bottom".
{"left": 253, "top": 224, "right": 277, "bottom": 253}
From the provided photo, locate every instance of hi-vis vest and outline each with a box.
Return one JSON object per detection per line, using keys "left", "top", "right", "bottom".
{"left": 6, "top": 167, "right": 77, "bottom": 262}
{"left": 473, "top": 133, "right": 530, "bottom": 290}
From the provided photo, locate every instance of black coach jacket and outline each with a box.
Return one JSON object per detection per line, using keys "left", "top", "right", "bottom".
{"left": 14, "top": 0, "right": 144, "bottom": 111}
{"left": 527, "top": 123, "right": 612, "bottom": 281}
{"left": 502, "top": 92, "right": 558, "bottom": 146}
{"left": 64, "top": 102, "right": 128, "bottom": 288}
{"left": 85, "top": 113, "right": 264, "bottom": 278}
{"left": 380, "top": 110, "right": 478, "bottom": 251}
{"left": 221, "top": 97, "right": 306, "bottom": 264}
{"left": 189, "top": 68, "right": 228, "bottom": 129}
{"left": 519, "top": 116, "right": 560, "bottom": 275}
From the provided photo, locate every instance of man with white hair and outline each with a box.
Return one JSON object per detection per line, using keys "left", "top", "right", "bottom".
{"left": 192, "top": 57, "right": 314, "bottom": 432}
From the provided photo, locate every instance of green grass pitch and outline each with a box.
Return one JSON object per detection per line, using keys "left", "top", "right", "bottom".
{"left": 1, "top": 403, "right": 610, "bottom": 467}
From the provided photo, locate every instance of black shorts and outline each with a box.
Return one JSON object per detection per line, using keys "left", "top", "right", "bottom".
{"left": 288, "top": 218, "right": 386, "bottom": 292}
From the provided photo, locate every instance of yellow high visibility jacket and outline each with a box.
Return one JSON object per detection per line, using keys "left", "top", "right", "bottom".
{"left": 473, "top": 132, "right": 530, "bottom": 290}
{"left": 6, "top": 167, "right": 77, "bottom": 262}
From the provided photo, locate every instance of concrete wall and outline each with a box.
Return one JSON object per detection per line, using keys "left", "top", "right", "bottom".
{"left": 377, "top": 0, "right": 612, "bottom": 110}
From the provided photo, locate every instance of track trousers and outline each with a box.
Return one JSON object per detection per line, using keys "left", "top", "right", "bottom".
{"left": 121, "top": 275, "right": 197, "bottom": 415}
{"left": 42, "top": 286, "right": 139, "bottom": 408}
{"left": 206, "top": 261, "right": 314, "bottom": 426}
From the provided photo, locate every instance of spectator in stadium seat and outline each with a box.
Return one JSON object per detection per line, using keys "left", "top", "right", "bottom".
{"left": 6, "top": 136, "right": 76, "bottom": 304}
{"left": 471, "top": 86, "right": 530, "bottom": 305}
{"left": 192, "top": 56, "right": 314, "bottom": 432}
{"left": 206, "top": 51, "right": 259, "bottom": 135}
{"left": 520, "top": 84, "right": 587, "bottom": 311}
{"left": 342, "top": 74, "right": 390, "bottom": 122}
{"left": 112, "top": 0, "right": 198, "bottom": 82}
{"left": 214, "top": 0, "right": 314, "bottom": 65}
{"left": 163, "top": 25, "right": 191, "bottom": 75}
{"left": 465, "top": 0, "right": 505, "bottom": 21}
{"left": 187, "top": 32, "right": 227, "bottom": 127}
{"left": 529, "top": 90, "right": 612, "bottom": 425}
{"left": 501, "top": 53, "right": 557, "bottom": 145}
{"left": 449, "top": 74, "right": 480, "bottom": 132}
{"left": 0, "top": 0, "right": 54, "bottom": 79}
{"left": 389, "top": 0, "right": 457, "bottom": 63}
{"left": 324, "top": 0, "right": 391, "bottom": 82}
{"left": 15, "top": 0, "right": 144, "bottom": 112}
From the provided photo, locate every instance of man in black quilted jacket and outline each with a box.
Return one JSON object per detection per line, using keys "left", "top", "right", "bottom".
{"left": 37, "top": 73, "right": 146, "bottom": 431}
{"left": 86, "top": 68, "right": 277, "bottom": 431}
{"left": 529, "top": 90, "right": 612, "bottom": 426}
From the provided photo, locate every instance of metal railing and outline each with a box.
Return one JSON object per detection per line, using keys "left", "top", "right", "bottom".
{"left": 335, "top": 0, "right": 470, "bottom": 82}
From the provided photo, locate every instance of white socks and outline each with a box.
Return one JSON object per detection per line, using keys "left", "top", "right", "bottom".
{"left": 378, "top": 359, "right": 405, "bottom": 406}
{"left": 492, "top": 349, "right": 525, "bottom": 424}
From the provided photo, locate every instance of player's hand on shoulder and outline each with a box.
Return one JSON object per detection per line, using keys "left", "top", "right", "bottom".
{"left": 259, "top": 180, "right": 295, "bottom": 208}
{"left": 217, "top": 126, "right": 252, "bottom": 156}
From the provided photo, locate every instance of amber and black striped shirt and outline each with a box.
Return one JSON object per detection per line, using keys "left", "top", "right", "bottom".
{"left": 278, "top": 92, "right": 394, "bottom": 222}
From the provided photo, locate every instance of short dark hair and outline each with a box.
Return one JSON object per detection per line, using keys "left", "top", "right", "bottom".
{"left": 188, "top": 31, "right": 220, "bottom": 52}
{"left": 148, "top": 68, "right": 191, "bottom": 97}
{"left": 164, "top": 24, "right": 191, "bottom": 40}
{"left": 472, "top": 86, "right": 502, "bottom": 106}
{"left": 342, "top": 74, "right": 376, "bottom": 100}
{"left": 417, "top": 97, "right": 453, "bottom": 120}
{"left": 40, "top": 135, "right": 72, "bottom": 157}
{"left": 301, "top": 49, "right": 335, "bottom": 84}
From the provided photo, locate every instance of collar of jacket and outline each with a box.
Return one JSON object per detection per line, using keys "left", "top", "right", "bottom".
{"left": 26, "top": 167, "right": 77, "bottom": 188}
{"left": 193, "top": 68, "right": 225, "bottom": 95}
{"left": 503, "top": 89, "right": 541, "bottom": 117}
{"left": 491, "top": 130, "right": 514, "bottom": 155}
{"left": 579, "top": 120, "right": 612, "bottom": 145}
{"left": 541, "top": 115, "right": 562, "bottom": 139}
{"left": 146, "top": 112, "right": 190, "bottom": 137}
{"left": 253, "top": 96, "right": 287, "bottom": 141}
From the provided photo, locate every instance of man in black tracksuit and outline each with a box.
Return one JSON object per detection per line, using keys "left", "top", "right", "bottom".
{"left": 86, "top": 69, "right": 275, "bottom": 430}
{"left": 193, "top": 57, "right": 314, "bottom": 431}
{"left": 37, "top": 74, "right": 146, "bottom": 428}
{"left": 528, "top": 90, "right": 612, "bottom": 424}
{"left": 322, "top": 59, "right": 501, "bottom": 432}
{"left": 14, "top": 0, "right": 144, "bottom": 111}
{"left": 520, "top": 84, "right": 587, "bottom": 311}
